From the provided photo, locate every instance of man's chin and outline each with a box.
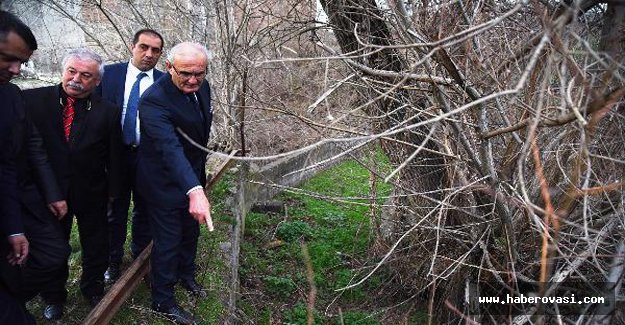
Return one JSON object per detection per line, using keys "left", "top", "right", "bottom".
{"left": 183, "top": 87, "right": 200, "bottom": 94}
{"left": 140, "top": 61, "right": 155, "bottom": 70}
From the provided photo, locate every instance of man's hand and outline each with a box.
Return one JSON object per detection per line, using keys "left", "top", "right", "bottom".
{"left": 6, "top": 235, "right": 29, "bottom": 265}
{"left": 48, "top": 200, "right": 68, "bottom": 219}
{"left": 188, "top": 188, "right": 214, "bottom": 232}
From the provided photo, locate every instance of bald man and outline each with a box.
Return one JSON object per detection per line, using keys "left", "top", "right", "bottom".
{"left": 136, "top": 42, "right": 214, "bottom": 324}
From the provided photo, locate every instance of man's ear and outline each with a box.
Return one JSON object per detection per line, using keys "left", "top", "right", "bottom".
{"left": 128, "top": 42, "right": 135, "bottom": 53}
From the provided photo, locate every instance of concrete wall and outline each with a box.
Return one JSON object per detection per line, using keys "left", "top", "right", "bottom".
{"left": 238, "top": 139, "right": 365, "bottom": 211}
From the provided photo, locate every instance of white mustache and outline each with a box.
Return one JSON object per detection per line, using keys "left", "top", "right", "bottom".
{"left": 67, "top": 80, "right": 84, "bottom": 90}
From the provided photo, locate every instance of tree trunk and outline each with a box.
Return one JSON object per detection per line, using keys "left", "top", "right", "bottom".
{"left": 318, "top": 0, "right": 446, "bottom": 225}
{"left": 318, "top": 1, "right": 467, "bottom": 321}
{"left": 599, "top": 1, "right": 625, "bottom": 64}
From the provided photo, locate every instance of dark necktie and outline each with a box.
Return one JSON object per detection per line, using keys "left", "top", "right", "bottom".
{"left": 63, "top": 96, "right": 76, "bottom": 142}
{"left": 188, "top": 93, "right": 204, "bottom": 121}
{"left": 123, "top": 72, "right": 147, "bottom": 145}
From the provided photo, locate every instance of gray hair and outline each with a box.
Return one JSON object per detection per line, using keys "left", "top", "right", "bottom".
{"left": 166, "top": 42, "right": 209, "bottom": 64}
{"left": 61, "top": 48, "right": 105, "bottom": 78}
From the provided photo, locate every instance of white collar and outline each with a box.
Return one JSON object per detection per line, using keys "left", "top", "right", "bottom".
{"left": 127, "top": 61, "right": 154, "bottom": 79}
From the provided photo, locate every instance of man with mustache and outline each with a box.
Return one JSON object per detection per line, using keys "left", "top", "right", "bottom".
{"left": 96, "top": 29, "right": 164, "bottom": 284}
{"left": 23, "top": 48, "right": 123, "bottom": 320}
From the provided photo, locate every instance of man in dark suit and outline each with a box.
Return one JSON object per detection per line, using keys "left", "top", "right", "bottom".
{"left": 0, "top": 9, "right": 37, "bottom": 325}
{"left": 24, "top": 48, "right": 123, "bottom": 320}
{"left": 137, "top": 42, "right": 214, "bottom": 325}
{"left": 15, "top": 104, "right": 72, "bottom": 314}
{"left": 96, "top": 28, "right": 164, "bottom": 283}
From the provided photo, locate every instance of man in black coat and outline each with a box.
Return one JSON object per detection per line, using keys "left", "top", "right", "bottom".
{"left": 24, "top": 48, "right": 123, "bottom": 320}
{"left": 14, "top": 102, "right": 72, "bottom": 308}
{"left": 137, "top": 42, "right": 213, "bottom": 325}
{"left": 0, "top": 9, "right": 38, "bottom": 325}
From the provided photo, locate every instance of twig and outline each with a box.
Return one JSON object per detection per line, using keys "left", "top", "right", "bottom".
{"left": 301, "top": 241, "right": 317, "bottom": 325}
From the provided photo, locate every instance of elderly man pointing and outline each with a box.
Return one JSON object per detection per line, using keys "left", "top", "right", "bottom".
{"left": 136, "top": 42, "right": 213, "bottom": 325}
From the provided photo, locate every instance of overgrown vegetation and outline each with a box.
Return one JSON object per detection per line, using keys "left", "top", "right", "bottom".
{"left": 235, "top": 157, "right": 431, "bottom": 324}
{"left": 25, "top": 156, "right": 426, "bottom": 324}
{"left": 8, "top": 1, "right": 625, "bottom": 322}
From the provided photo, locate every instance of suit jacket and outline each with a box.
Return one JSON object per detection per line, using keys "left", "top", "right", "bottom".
{"left": 137, "top": 73, "right": 213, "bottom": 209}
{"left": 0, "top": 83, "right": 24, "bottom": 295}
{"left": 16, "top": 111, "right": 64, "bottom": 216}
{"left": 1, "top": 84, "right": 66, "bottom": 296}
{"left": 24, "top": 85, "right": 123, "bottom": 211}
{"left": 0, "top": 83, "right": 24, "bottom": 238}
{"left": 96, "top": 62, "right": 164, "bottom": 108}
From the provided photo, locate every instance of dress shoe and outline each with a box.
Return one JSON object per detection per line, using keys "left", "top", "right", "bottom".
{"left": 180, "top": 279, "right": 207, "bottom": 298}
{"left": 87, "top": 294, "right": 103, "bottom": 307}
{"left": 43, "top": 304, "right": 63, "bottom": 321}
{"left": 104, "top": 263, "right": 121, "bottom": 284}
{"left": 153, "top": 305, "right": 197, "bottom": 324}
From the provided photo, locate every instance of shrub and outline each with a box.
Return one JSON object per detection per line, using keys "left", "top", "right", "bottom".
{"left": 264, "top": 275, "right": 297, "bottom": 297}
{"left": 276, "top": 220, "right": 313, "bottom": 242}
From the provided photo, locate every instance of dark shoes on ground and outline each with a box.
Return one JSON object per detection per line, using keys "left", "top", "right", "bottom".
{"left": 43, "top": 295, "right": 101, "bottom": 321}
{"left": 104, "top": 263, "right": 121, "bottom": 284}
{"left": 179, "top": 279, "right": 207, "bottom": 298}
{"left": 43, "top": 304, "right": 63, "bottom": 321}
{"left": 153, "top": 305, "right": 197, "bottom": 324}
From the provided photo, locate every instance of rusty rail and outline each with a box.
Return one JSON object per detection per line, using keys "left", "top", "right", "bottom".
{"left": 83, "top": 150, "right": 239, "bottom": 325}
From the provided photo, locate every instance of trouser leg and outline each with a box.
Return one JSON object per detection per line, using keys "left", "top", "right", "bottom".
{"left": 19, "top": 201, "right": 70, "bottom": 302}
{"left": 177, "top": 211, "right": 199, "bottom": 283}
{"left": 40, "top": 213, "right": 72, "bottom": 304}
{"left": 0, "top": 291, "right": 36, "bottom": 325}
{"left": 108, "top": 185, "right": 131, "bottom": 265}
{"left": 130, "top": 194, "right": 152, "bottom": 258}
{"left": 75, "top": 206, "right": 108, "bottom": 298}
{"left": 149, "top": 205, "right": 184, "bottom": 309}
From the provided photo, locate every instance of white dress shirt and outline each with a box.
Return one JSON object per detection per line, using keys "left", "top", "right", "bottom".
{"left": 121, "top": 62, "right": 156, "bottom": 145}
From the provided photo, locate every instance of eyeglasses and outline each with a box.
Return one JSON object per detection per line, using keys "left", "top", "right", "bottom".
{"left": 171, "top": 65, "right": 207, "bottom": 80}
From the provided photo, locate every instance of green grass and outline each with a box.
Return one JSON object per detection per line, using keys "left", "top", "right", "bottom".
{"left": 27, "top": 152, "right": 413, "bottom": 324}
{"left": 239, "top": 157, "right": 395, "bottom": 324}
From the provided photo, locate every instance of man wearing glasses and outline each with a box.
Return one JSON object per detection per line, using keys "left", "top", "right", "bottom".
{"left": 96, "top": 29, "right": 164, "bottom": 285}
{"left": 137, "top": 42, "right": 213, "bottom": 325}
{"left": 24, "top": 48, "right": 123, "bottom": 320}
